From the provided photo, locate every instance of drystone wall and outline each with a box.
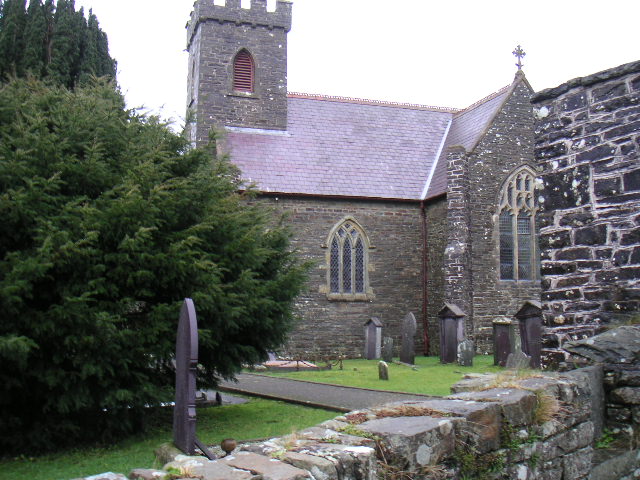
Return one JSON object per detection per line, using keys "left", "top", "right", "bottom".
{"left": 78, "top": 364, "right": 640, "bottom": 480}
{"left": 531, "top": 60, "right": 640, "bottom": 366}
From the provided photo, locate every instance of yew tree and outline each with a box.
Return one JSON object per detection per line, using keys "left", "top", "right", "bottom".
{"left": 0, "top": 78, "right": 307, "bottom": 452}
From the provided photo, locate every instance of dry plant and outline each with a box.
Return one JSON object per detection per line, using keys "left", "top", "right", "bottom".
{"left": 345, "top": 411, "right": 370, "bottom": 425}
{"left": 374, "top": 405, "right": 449, "bottom": 419}
{"left": 533, "top": 389, "right": 564, "bottom": 425}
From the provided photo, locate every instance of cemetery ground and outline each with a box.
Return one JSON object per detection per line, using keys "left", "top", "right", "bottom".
{"left": 258, "top": 355, "right": 503, "bottom": 396}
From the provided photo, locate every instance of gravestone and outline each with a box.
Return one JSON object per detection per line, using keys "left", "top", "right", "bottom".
{"left": 399, "top": 312, "right": 417, "bottom": 365}
{"left": 438, "top": 304, "right": 465, "bottom": 364}
{"left": 505, "top": 350, "right": 532, "bottom": 370}
{"left": 457, "top": 339, "right": 474, "bottom": 367}
{"left": 493, "top": 317, "right": 515, "bottom": 367}
{"left": 363, "top": 317, "right": 383, "bottom": 360}
{"left": 382, "top": 336, "right": 393, "bottom": 363}
{"left": 515, "top": 301, "right": 543, "bottom": 369}
{"left": 173, "top": 298, "right": 215, "bottom": 459}
{"left": 378, "top": 361, "right": 389, "bottom": 380}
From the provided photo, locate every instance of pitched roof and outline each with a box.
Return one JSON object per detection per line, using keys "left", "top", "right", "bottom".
{"left": 424, "top": 85, "right": 512, "bottom": 199}
{"left": 225, "top": 94, "right": 453, "bottom": 201}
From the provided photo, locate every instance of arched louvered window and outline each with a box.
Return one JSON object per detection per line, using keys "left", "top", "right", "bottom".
{"left": 233, "top": 49, "right": 254, "bottom": 93}
{"left": 326, "top": 219, "right": 372, "bottom": 300}
{"left": 498, "top": 166, "right": 540, "bottom": 281}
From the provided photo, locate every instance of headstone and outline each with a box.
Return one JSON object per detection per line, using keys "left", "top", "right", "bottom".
{"left": 438, "top": 304, "right": 466, "bottom": 364}
{"left": 172, "top": 298, "right": 215, "bottom": 459}
{"left": 457, "top": 339, "right": 474, "bottom": 367}
{"left": 363, "top": 317, "right": 383, "bottom": 360}
{"left": 493, "top": 317, "right": 515, "bottom": 367}
{"left": 399, "top": 312, "right": 417, "bottom": 365}
{"left": 505, "top": 350, "right": 532, "bottom": 370}
{"left": 267, "top": 351, "right": 277, "bottom": 362}
{"left": 378, "top": 361, "right": 389, "bottom": 380}
{"left": 515, "top": 301, "right": 543, "bottom": 369}
{"left": 382, "top": 336, "right": 393, "bottom": 363}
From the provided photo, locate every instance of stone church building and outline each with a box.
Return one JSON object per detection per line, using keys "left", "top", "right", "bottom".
{"left": 185, "top": 0, "right": 542, "bottom": 357}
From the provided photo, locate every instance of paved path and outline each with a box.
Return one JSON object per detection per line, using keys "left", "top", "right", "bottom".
{"left": 218, "top": 373, "right": 434, "bottom": 412}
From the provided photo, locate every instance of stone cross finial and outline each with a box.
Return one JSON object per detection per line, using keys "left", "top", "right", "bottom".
{"left": 513, "top": 45, "right": 526, "bottom": 71}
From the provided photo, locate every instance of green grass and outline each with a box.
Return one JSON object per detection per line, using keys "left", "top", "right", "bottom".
{"left": 259, "top": 355, "right": 502, "bottom": 396}
{"left": 0, "top": 398, "right": 335, "bottom": 480}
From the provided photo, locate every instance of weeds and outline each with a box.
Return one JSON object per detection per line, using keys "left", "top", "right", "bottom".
{"left": 595, "top": 429, "right": 616, "bottom": 449}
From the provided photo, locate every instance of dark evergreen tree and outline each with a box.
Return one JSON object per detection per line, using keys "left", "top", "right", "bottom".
{"left": 0, "top": 0, "right": 115, "bottom": 86}
{"left": 0, "top": 78, "right": 308, "bottom": 453}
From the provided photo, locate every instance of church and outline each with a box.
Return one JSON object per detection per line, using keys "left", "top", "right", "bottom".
{"left": 185, "top": 0, "right": 541, "bottom": 357}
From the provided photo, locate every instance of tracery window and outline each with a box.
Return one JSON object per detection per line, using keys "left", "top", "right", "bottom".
{"left": 233, "top": 49, "right": 254, "bottom": 92}
{"left": 498, "top": 167, "right": 540, "bottom": 281}
{"left": 327, "top": 219, "right": 371, "bottom": 300}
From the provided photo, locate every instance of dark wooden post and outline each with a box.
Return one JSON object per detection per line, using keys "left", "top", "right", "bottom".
{"left": 173, "top": 298, "right": 215, "bottom": 459}
{"left": 438, "top": 303, "right": 465, "bottom": 364}
{"left": 515, "top": 300, "right": 543, "bottom": 369}
{"left": 493, "top": 317, "right": 515, "bottom": 367}
{"left": 363, "top": 317, "right": 383, "bottom": 360}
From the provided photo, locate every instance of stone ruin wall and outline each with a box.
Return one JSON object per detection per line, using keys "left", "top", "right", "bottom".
{"left": 532, "top": 61, "right": 640, "bottom": 366}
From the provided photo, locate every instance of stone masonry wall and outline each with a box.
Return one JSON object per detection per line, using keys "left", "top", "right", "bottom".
{"left": 252, "top": 195, "right": 425, "bottom": 358}
{"left": 425, "top": 198, "right": 447, "bottom": 355}
{"left": 186, "top": 0, "right": 292, "bottom": 145}
{"left": 445, "top": 76, "right": 540, "bottom": 354}
{"left": 92, "top": 365, "right": 627, "bottom": 480}
{"left": 532, "top": 60, "right": 640, "bottom": 366}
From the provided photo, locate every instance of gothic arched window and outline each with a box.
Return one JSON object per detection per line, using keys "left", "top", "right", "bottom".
{"left": 233, "top": 49, "right": 254, "bottom": 93}
{"left": 498, "top": 167, "right": 540, "bottom": 281}
{"left": 326, "top": 219, "right": 372, "bottom": 300}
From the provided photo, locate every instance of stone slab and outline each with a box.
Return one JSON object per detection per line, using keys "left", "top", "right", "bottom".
{"left": 296, "top": 443, "right": 377, "bottom": 480}
{"left": 448, "top": 387, "right": 537, "bottom": 426}
{"left": 283, "top": 452, "right": 338, "bottom": 480}
{"left": 359, "top": 415, "right": 460, "bottom": 469}
{"left": 165, "top": 455, "right": 259, "bottom": 480}
{"left": 222, "top": 451, "right": 311, "bottom": 480}
{"left": 129, "top": 469, "right": 166, "bottom": 480}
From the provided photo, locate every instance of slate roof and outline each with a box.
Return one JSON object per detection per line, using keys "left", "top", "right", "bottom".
{"left": 225, "top": 81, "right": 516, "bottom": 201}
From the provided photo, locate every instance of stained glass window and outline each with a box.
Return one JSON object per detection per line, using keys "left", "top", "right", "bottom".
{"left": 327, "top": 219, "right": 369, "bottom": 297}
{"left": 498, "top": 167, "right": 539, "bottom": 281}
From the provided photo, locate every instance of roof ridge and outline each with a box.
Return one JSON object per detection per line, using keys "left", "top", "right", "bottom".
{"left": 455, "top": 84, "right": 511, "bottom": 116}
{"left": 287, "top": 92, "right": 460, "bottom": 113}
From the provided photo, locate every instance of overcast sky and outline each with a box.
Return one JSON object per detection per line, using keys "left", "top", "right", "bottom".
{"left": 74, "top": 0, "right": 639, "bottom": 129}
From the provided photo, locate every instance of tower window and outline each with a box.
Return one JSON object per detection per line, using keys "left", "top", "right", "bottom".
{"left": 233, "top": 49, "right": 254, "bottom": 93}
{"left": 498, "top": 167, "right": 540, "bottom": 281}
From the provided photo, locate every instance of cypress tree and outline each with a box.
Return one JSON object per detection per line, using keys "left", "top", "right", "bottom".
{"left": 22, "top": 0, "right": 48, "bottom": 76}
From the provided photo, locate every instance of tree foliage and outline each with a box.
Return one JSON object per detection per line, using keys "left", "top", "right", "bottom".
{"left": 0, "top": 0, "right": 115, "bottom": 87}
{"left": 0, "top": 78, "right": 308, "bottom": 453}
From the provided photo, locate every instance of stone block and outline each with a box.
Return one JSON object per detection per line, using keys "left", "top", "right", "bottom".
{"left": 562, "top": 446, "right": 593, "bottom": 480}
{"left": 154, "top": 443, "right": 182, "bottom": 466}
{"left": 448, "top": 388, "right": 537, "bottom": 426}
{"left": 298, "top": 443, "right": 377, "bottom": 480}
{"left": 283, "top": 452, "right": 337, "bottom": 480}
{"left": 388, "top": 399, "right": 502, "bottom": 453}
{"left": 83, "top": 474, "right": 127, "bottom": 480}
{"left": 166, "top": 455, "right": 261, "bottom": 480}
{"left": 222, "top": 452, "right": 310, "bottom": 479}
{"left": 450, "top": 373, "right": 498, "bottom": 393}
{"left": 296, "top": 426, "right": 375, "bottom": 447}
{"left": 541, "top": 422, "right": 594, "bottom": 461}
{"left": 359, "top": 415, "right": 460, "bottom": 469}
{"left": 129, "top": 469, "right": 166, "bottom": 480}
{"left": 611, "top": 387, "right": 640, "bottom": 405}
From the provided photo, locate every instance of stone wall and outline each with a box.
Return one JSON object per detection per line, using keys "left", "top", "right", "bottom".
{"left": 186, "top": 0, "right": 292, "bottom": 145}
{"left": 445, "top": 75, "right": 540, "bottom": 353}
{"left": 88, "top": 364, "right": 640, "bottom": 480}
{"left": 252, "top": 195, "right": 425, "bottom": 358}
{"left": 425, "top": 198, "right": 447, "bottom": 355}
{"left": 532, "top": 60, "right": 640, "bottom": 366}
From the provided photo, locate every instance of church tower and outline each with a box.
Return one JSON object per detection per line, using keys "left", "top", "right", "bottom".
{"left": 186, "top": 0, "right": 292, "bottom": 145}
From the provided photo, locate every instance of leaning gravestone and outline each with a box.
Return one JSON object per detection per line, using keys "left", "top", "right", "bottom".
{"left": 505, "top": 350, "right": 531, "bottom": 371}
{"left": 382, "top": 336, "right": 394, "bottom": 363}
{"left": 378, "top": 361, "right": 389, "bottom": 380}
{"left": 457, "top": 339, "right": 474, "bottom": 367}
{"left": 173, "top": 298, "right": 215, "bottom": 459}
{"left": 399, "top": 312, "right": 417, "bottom": 365}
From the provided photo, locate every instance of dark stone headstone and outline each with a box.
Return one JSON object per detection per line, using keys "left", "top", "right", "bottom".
{"left": 399, "top": 312, "right": 417, "bottom": 365}
{"left": 515, "top": 301, "right": 543, "bottom": 369}
{"left": 378, "top": 361, "right": 389, "bottom": 381}
{"left": 364, "top": 317, "right": 383, "bottom": 360}
{"left": 457, "top": 339, "right": 474, "bottom": 367}
{"left": 382, "top": 336, "right": 393, "bottom": 363}
{"left": 493, "top": 317, "right": 514, "bottom": 367}
{"left": 172, "top": 298, "right": 215, "bottom": 459}
{"left": 438, "top": 304, "right": 465, "bottom": 364}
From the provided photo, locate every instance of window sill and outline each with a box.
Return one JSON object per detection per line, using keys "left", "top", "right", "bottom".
{"left": 326, "top": 292, "right": 374, "bottom": 302}
{"left": 228, "top": 91, "right": 259, "bottom": 99}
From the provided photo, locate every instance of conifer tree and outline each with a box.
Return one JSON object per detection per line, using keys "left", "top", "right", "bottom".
{"left": 0, "top": 0, "right": 26, "bottom": 77}
{"left": 22, "top": 0, "right": 48, "bottom": 76}
{"left": 0, "top": 78, "right": 308, "bottom": 453}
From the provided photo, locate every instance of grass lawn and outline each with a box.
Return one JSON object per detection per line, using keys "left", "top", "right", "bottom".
{"left": 0, "top": 398, "right": 335, "bottom": 480}
{"left": 259, "top": 355, "right": 502, "bottom": 396}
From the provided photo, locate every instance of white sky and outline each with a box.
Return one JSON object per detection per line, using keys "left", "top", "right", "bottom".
{"left": 74, "top": 0, "right": 639, "bottom": 129}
